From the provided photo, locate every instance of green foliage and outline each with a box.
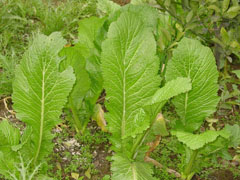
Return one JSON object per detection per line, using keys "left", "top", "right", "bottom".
{"left": 172, "top": 130, "right": 230, "bottom": 150}
{"left": 101, "top": 5, "right": 192, "bottom": 179}
{"left": 97, "top": 0, "right": 121, "bottom": 15}
{"left": 0, "top": 54, "right": 18, "bottom": 96}
{"left": 224, "top": 124, "right": 240, "bottom": 148}
{"left": 147, "top": 77, "right": 191, "bottom": 105}
{"left": 1, "top": 1, "right": 239, "bottom": 179}
{"left": 12, "top": 32, "right": 75, "bottom": 165}
{"left": 101, "top": 11, "right": 160, "bottom": 141}
{"left": 166, "top": 38, "right": 219, "bottom": 132}
{"left": 60, "top": 46, "right": 91, "bottom": 133}
{"left": 61, "top": 16, "right": 106, "bottom": 134}
{"left": 0, "top": 0, "right": 97, "bottom": 96}
{"left": 0, "top": 120, "right": 20, "bottom": 178}
{"left": 111, "top": 154, "right": 156, "bottom": 180}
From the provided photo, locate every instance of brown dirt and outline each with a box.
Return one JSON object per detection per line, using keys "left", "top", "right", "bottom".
{"left": 112, "top": 0, "right": 131, "bottom": 6}
{"left": 208, "top": 169, "right": 239, "bottom": 180}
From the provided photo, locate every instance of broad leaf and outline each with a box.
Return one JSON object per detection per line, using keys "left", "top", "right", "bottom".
{"left": 0, "top": 120, "right": 20, "bottom": 178}
{"left": 78, "top": 16, "right": 106, "bottom": 51}
{"left": 12, "top": 32, "right": 75, "bottom": 164}
{"left": 101, "top": 12, "right": 160, "bottom": 141}
{"left": 0, "top": 119, "right": 20, "bottom": 147}
{"left": 224, "top": 124, "right": 240, "bottom": 148}
{"left": 172, "top": 130, "right": 230, "bottom": 150}
{"left": 165, "top": 38, "right": 219, "bottom": 132}
{"left": 232, "top": 70, "right": 240, "bottom": 79}
{"left": 111, "top": 154, "right": 156, "bottom": 180}
{"left": 60, "top": 46, "right": 90, "bottom": 109}
{"left": 97, "top": 0, "right": 121, "bottom": 15}
{"left": 107, "top": 4, "right": 159, "bottom": 32}
{"left": 147, "top": 77, "right": 192, "bottom": 105}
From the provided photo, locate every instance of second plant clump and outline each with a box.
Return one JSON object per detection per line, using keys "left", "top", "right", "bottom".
{"left": 0, "top": 3, "right": 239, "bottom": 180}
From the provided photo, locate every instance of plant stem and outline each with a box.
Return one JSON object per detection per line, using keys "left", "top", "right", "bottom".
{"left": 130, "top": 114, "right": 158, "bottom": 159}
{"left": 69, "top": 98, "right": 82, "bottom": 134}
{"left": 183, "top": 150, "right": 198, "bottom": 179}
{"left": 131, "top": 129, "right": 150, "bottom": 159}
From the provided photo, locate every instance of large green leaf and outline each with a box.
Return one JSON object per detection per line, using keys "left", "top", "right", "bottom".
{"left": 107, "top": 4, "right": 159, "bottom": 33}
{"left": 224, "top": 124, "right": 240, "bottom": 148}
{"left": 111, "top": 154, "right": 157, "bottom": 180}
{"left": 97, "top": 0, "right": 121, "bottom": 15}
{"left": 165, "top": 38, "right": 219, "bottom": 132}
{"left": 78, "top": 16, "right": 106, "bottom": 52}
{"left": 12, "top": 32, "right": 75, "bottom": 164}
{"left": 77, "top": 16, "right": 106, "bottom": 117}
{"left": 60, "top": 46, "right": 90, "bottom": 109}
{"left": 172, "top": 129, "right": 230, "bottom": 150}
{"left": 101, "top": 12, "right": 160, "bottom": 141}
{"left": 0, "top": 120, "right": 20, "bottom": 178}
{"left": 59, "top": 46, "right": 91, "bottom": 132}
{"left": 147, "top": 77, "right": 192, "bottom": 105}
{"left": 0, "top": 119, "right": 20, "bottom": 147}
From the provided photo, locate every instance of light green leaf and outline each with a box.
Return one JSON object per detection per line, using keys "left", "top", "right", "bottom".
{"left": 172, "top": 129, "right": 230, "bottom": 150}
{"left": 60, "top": 46, "right": 91, "bottom": 109}
{"left": 0, "top": 120, "right": 20, "bottom": 178}
{"left": 165, "top": 38, "right": 219, "bottom": 132}
{"left": 12, "top": 33, "right": 75, "bottom": 164}
{"left": 224, "top": 124, "right": 240, "bottom": 148}
{"left": 147, "top": 77, "right": 192, "bottom": 105}
{"left": 121, "top": 5, "right": 159, "bottom": 30}
{"left": 232, "top": 70, "right": 240, "bottom": 79}
{"left": 111, "top": 154, "right": 157, "bottom": 180}
{"left": 225, "top": 6, "right": 240, "bottom": 18}
{"left": 108, "top": 4, "right": 159, "bottom": 32}
{"left": 0, "top": 119, "right": 20, "bottom": 147}
{"left": 222, "top": 0, "right": 230, "bottom": 12}
{"left": 101, "top": 12, "right": 160, "bottom": 140}
{"left": 186, "top": 10, "right": 194, "bottom": 23}
{"left": 153, "top": 114, "right": 169, "bottom": 136}
{"left": 85, "top": 53, "right": 103, "bottom": 114}
{"left": 78, "top": 16, "right": 106, "bottom": 51}
{"left": 220, "top": 27, "right": 229, "bottom": 44}
{"left": 97, "top": 0, "right": 121, "bottom": 15}
{"left": 208, "top": 5, "right": 221, "bottom": 13}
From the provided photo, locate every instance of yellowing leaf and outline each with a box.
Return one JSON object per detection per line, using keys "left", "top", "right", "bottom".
{"left": 92, "top": 104, "right": 107, "bottom": 132}
{"left": 85, "top": 167, "right": 91, "bottom": 179}
{"left": 71, "top": 173, "right": 79, "bottom": 180}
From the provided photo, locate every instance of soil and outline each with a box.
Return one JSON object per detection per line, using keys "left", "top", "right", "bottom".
{"left": 112, "top": 0, "right": 131, "bottom": 6}
{"left": 208, "top": 169, "right": 238, "bottom": 180}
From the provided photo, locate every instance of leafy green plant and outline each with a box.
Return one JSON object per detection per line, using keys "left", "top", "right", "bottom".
{"left": 0, "top": 32, "right": 75, "bottom": 179}
{"left": 164, "top": 37, "right": 236, "bottom": 179}
{"left": 60, "top": 16, "right": 106, "bottom": 134}
{"left": 101, "top": 7, "right": 192, "bottom": 179}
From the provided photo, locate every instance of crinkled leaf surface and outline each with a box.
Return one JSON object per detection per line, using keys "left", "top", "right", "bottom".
{"left": 147, "top": 77, "right": 192, "bottom": 105}
{"left": 165, "top": 38, "right": 219, "bottom": 132}
{"left": 107, "top": 4, "right": 159, "bottom": 32}
{"left": 101, "top": 12, "right": 160, "bottom": 141}
{"left": 12, "top": 32, "right": 75, "bottom": 164}
{"left": 172, "top": 130, "right": 230, "bottom": 150}
{"left": 0, "top": 119, "right": 20, "bottom": 147}
{"left": 111, "top": 154, "right": 157, "bottom": 180}
{"left": 97, "top": 0, "right": 121, "bottom": 15}
{"left": 0, "top": 120, "right": 20, "bottom": 178}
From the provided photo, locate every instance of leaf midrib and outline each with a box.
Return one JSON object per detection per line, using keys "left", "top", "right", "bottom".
{"left": 34, "top": 66, "right": 45, "bottom": 164}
